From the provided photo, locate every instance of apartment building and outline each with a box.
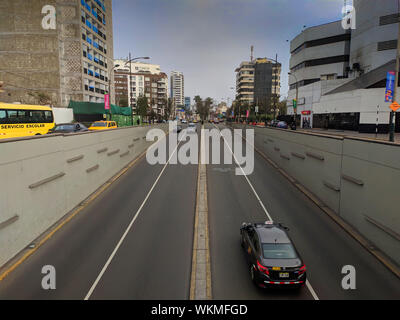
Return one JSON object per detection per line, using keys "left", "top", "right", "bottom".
{"left": 114, "top": 62, "right": 168, "bottom": 118}
{"left": 235, "top": 61, "right": 255, "bottom": 105}
{"left": 0, "top": 0, "right": 114, "bottom": 106}
{"left": 170, "top": 71, "right": 185, "bottom": 107}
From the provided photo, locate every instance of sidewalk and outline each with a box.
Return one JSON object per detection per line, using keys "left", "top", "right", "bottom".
{"left": 299, "top": 128, "right": 400, "bottom": 143}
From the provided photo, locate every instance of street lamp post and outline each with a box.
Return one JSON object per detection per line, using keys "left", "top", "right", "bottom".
{"left": 288, "top": 72, "right": 299, "bottom": 127}
{"left": 389, "top": 11, "right": 400, "bottom": 142}
{"left": 108, "top": 64, "right": 120, "bottom": 121}
{"left": 124, "top": 54, "right": 150, "bottom": 125}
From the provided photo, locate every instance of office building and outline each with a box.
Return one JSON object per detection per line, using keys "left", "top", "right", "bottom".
{"left": 235, "top": 58, "right": 281, "bottom": 110}
{"left": 0, "top": 0, "right": 114, "bottom": 107}
{"left": 287, "top": 0, "right": 400, "bottom": 132}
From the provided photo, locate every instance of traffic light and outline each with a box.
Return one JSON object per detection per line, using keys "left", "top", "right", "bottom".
{"left": 0, "top": 81, "right": 4, "bottom": 93}
{"left": 293, "top": 99, "right": 297, "bottom": 110}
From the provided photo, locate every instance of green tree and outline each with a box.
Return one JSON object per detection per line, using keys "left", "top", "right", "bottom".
{"left": 137, "top": 96, "right": 149, "bottom": 120}
{"left": 118, "top": 95, "right": 129, "bottom": 107}
{"left": 163, "top": 97, "right": 174, "bottom": 120}
{"left": 277, "top": 100, "right": 287, "bottom": 115}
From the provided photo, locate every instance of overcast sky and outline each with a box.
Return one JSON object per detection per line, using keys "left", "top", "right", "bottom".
{"left": 112, "top": 0, "right": 346, "bottom": 104}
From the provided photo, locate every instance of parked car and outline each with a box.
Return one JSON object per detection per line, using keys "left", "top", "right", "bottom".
{"left": 269, "top": 120, "right": 279, "bottom": 127}
{"left": 48, "top": 123, "right": 88, "bottom": 134}
{"left": 88, "top": 121, "right": 117, "bottom": 131}
{"left": 277, "top": 121, "right": 288, "bottom": 129}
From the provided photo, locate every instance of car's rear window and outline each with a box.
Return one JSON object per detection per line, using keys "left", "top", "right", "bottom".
{"left": 55, "top": 125, "right": 74, "bottom": 131}
{"left": 262, "top": 243, "right": 297, "bottom": 259}
{"left": 189, "top": 123, "right": 195, "bottom": 127}
{"left": 92, "top": 122, "right": 107, "bottom": 127}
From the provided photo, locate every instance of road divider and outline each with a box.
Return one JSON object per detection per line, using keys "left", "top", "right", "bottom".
{"left": 190, "top": 125, "right": 212, "bottom": 300}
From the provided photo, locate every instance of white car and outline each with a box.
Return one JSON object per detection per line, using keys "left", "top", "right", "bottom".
{"left": 186, "top": 123, "right": 197, "bottom": 133}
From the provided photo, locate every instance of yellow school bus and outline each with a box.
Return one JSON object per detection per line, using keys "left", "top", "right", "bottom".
{"left": 0, "top": 103, "right": 55, "bottom": 139}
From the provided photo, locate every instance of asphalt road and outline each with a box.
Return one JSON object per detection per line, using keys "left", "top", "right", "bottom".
{"left": 0, "top": 125, "right": 199, "bottom": 300}
{"left": 0, "top": 122, "right": 399, "bottom": 300}
{"left": 207, "top": 123, "right": 400, "bottom": 300}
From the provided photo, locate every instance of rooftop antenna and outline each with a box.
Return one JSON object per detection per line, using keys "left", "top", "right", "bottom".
{"left": 250, "top": 45, "right": 254, "bottom": 62}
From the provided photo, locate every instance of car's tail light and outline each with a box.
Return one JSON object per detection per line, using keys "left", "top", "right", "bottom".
{"left": 298, "top": 264, "right": 306, "bottom": 275}
{"left": 257, "top": 260, "right": 269, "bottom": 275}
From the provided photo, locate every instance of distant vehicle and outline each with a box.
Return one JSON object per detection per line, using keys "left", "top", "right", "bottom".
{"left": 88, "top": 121, "right": 117, "bottom": 131}
{"left": 214, "top": 119, "right": 219, "bottom": 124}
{"left": 48, "top": 123, "right": 88, "bottom": 134}
{"left": 277, "top": 121, "right": 288, "bottom": 129}
{"left": 173, "top": 125, "right": 183, "bottom": 133}
{"left": 187, "top": 122, "right": 197, "bottom": 133}
{"left": 240, "top": 221, "right": 306, "bottom": 288}
{"left": 0, "top": 103, "right": 55, "bottom": 139}
{"left": 269, "top": 120, "right": 279, "bottom": 127}
{"left": 181, "top": 119, "right": 187, "bottom": 124}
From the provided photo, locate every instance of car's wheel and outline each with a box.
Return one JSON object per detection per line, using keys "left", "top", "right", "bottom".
{"left": 250, "top": 265, "right": 257, "bottom": 284}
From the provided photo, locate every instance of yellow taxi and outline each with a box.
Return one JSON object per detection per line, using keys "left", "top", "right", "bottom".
{"left": 88, "top": 121, "right": 117, "bottom": 131}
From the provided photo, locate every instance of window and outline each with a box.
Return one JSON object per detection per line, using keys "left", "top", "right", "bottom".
{"left": 0, "top": 110, "right": 7, "bottom": 124}
{"left": 262, "top": 243, "right": 298, "bottom": 259}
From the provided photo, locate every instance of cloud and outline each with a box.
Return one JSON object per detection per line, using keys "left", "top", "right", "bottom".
{"left": 113, "top": 0, "right": 347, "bottom": 102}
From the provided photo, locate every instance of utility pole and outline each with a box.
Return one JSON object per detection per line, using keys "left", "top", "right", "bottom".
{"left": 273, "top": 54, "right": 278, "bottom": 121}
{"left": 129, "top": 52, "right": 133, "bottom": 125}
{"left": 389, "top": 11, "right": 400, "bottom": 142}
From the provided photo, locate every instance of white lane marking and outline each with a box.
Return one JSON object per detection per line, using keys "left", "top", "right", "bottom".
{"left": 84, "top": 133, "right": 185, "bottom": 300}
{"left": 213, "top": 124, "right": 273, "bottom": 221}
{"left": 306, "top": 280, "right": 319, "bottom": 300}
{"left": 215, "top": 124, "right": 320, "bottom": 301}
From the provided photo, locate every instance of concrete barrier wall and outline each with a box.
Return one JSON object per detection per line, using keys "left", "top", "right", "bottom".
{"left": 233, "top": 124, "right": 400, "bottom": 265}
{"left": 0, "top": 125, "right": 167, "bottom": 267}
{"left": 340, "top": 138, "right": 400, "bottom": 264}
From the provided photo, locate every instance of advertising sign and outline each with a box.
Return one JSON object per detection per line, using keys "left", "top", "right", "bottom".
{"left": 104, "top": 94, "right": 110, "bottom": 110}
{"left": 385, "top": 71, "right": 396, "bottom": 103}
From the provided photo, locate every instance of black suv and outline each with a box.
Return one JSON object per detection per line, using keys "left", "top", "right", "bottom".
{"left": 240, "top": 221, "right": 306, "bottom": 288}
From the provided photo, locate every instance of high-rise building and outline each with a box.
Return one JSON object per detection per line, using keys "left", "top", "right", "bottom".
{"left": 235, "top": 61, "right": 255, "bottom": 105}
{"left": 235, "top": 58, "right": 281, "bottom": 110}
{"left": 254, "top": 58, "right": 281, "bottom": 111}
{"left": 0, "top": 0, "right": 114, "bottom": 107}
{"left": 170, "top": 71, "right": 184, "bottom": 107}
